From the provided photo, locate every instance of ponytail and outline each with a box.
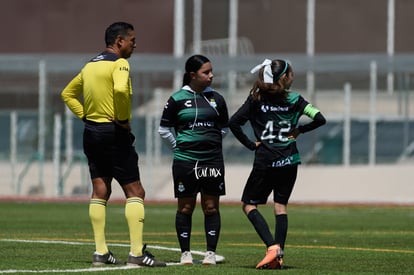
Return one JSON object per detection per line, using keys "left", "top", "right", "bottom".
{"left": 182, "top": 72, "right": 191, "bottom": 86}
{"left": 249, "top": 59, "right": 290, "bottom": 101}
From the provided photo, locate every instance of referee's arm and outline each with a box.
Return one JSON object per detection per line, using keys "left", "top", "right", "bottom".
{"left": 61, "top": 73, "right": 84, "bottom": 120}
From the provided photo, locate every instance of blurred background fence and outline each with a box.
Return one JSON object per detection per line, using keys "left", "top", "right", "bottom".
{"left": 1, "top": 53, "right": 414, "bottom": 199}
{"left": 1, "top": 0, "right": 414, "bottom": 202}
{"left": 2, "top": 53, "right": 414, "bottom": 160}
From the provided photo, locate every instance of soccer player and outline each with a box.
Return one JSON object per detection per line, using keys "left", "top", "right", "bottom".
{"left": 229, "top": 59, "right": 326, "bottom": 269}
{"left": 158, "top": 55, "right": 229, "bottom": 265}
{"left": 61, "top": 22, "right": 165, "bottom": 267}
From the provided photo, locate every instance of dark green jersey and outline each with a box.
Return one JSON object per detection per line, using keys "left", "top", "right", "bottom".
{"left": 160, "top": 86, "right": 229, "bottom": 162}
{"left": 229, "top": 91, "right": 325, "bottom": 167}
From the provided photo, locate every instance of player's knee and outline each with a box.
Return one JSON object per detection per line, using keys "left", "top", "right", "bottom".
{"left": 92, "top": 190, "right": 111, "bottom": 200}
{"left": 179, "top": 207, "right": 194, "bottom": 215}
{"left": 122, "top": 181, "right": 145, "bottom": 199}
{"left": 242, "top": 203, "right": 256, "bottom": 215}
{"left": 203, "top": 206, "right": 218, "bottom": 216}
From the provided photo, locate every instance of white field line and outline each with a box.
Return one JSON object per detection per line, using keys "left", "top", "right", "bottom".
{"left": 0, "top": 239, "right": 225, "bottom": 273}
{"left": 0, "top": 266, "right": 141, "bottom": 273}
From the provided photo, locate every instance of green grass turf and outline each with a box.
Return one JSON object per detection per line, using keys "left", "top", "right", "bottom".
{"left": 0, "top": 201, "right": 413, "bottom": 274}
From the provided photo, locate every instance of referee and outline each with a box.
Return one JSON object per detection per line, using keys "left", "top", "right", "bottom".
{"left": 61, "top": 22, "right": 165, "bottom": 267}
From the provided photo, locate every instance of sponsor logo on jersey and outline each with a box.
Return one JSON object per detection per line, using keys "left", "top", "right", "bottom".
{"left": 207, "top": 230, "right": 216, "bottom": 236}
{"left": 184, "top": 100, "right": 192, "bottom": 107}
{"left": 271, "top": 156, "right": 293, "bottom": 167}
{"left": 219, "top": 182, "right": 224, "bottom": 190}
{"left": 188, "top": 121, "right": 214, "bottom": 129}
{"left": 194, "top": 166, "right": 222, "bottom": 179}
{"left": 261, "top": 104, "right": 289, "bottom": 112}
{"left": 92, "top": 55, "right": 105, "bottom": 61}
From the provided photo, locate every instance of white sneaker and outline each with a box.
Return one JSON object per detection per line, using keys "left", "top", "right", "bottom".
{"left": 202, "top": 251, "right": 216, "bottom": 265}
{"left": 180, "top": 251, "right": 193, "bottom": 265}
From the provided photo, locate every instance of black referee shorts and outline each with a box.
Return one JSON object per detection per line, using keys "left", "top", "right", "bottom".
{"left": 83, "top": 121, "right": 140, "bottom": 185}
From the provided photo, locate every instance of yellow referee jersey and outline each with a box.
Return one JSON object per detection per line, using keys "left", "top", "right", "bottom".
{"left": 61, "top": 52, "right": 132, "bottom": 123}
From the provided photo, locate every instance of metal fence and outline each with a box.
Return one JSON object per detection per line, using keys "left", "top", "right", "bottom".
{"left": 1, "top": 53, "right": 414, "bottom": 195}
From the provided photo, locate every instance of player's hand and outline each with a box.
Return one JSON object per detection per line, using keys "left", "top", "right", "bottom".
{"left": 288, "top": 128, "right": 301, "bottom": 139}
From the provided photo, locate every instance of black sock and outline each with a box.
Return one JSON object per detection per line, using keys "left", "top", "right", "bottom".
{"left": 176, "top": 211, "right": 192, "bottom": 252}
{"left": 247, "top": 209, "right": 276, "bottom": 247}
{"left": 204, "top": 212, "right": 221, "bottom": 252}
{"left": 275, "top": 214, "right": 288, "bottom": 250}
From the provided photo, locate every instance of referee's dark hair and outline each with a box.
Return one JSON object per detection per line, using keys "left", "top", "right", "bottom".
{"left": 105, "top": 22, "right": 134, "bottom": 47}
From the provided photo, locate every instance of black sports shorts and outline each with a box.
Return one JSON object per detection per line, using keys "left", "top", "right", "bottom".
{"left": 172, "top": 159, "right": 225, "bottom": 198}
{"left": 83, "top": 120, "right": 140, "bottom": 184}
{"left": 241, "top": 164, "right": 298, "bottom": 205}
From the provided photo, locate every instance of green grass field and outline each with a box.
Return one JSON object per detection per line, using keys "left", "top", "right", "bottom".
{"left": 0, "top": 200, "right": 413, "bottom": 274}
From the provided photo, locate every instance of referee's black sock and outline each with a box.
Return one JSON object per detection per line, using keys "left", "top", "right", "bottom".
{"left": 204, "top": 211, "right": 221, "bottom": 252}
{"left": 247, "top": 209, "right": 276, "bottom": 247}
{"left": 176, "top": 211, "right": 192, "bottom": 252}
{"left": 275, "top": 214, "right": 288, "bottom": 250}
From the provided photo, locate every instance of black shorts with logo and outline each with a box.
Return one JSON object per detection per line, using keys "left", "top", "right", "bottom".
{"left": 83, "top": 120, "right": 140, "bottom": 185}
{"left": 172, "top": 159, "right": 226, "bottom": 198}
{"left": 242, "top": 163, "right": 298, "bottom": 205}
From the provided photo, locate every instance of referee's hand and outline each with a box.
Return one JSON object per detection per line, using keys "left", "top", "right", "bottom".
{"left": 108, "top": 117, "right": 131, "bottom": 131}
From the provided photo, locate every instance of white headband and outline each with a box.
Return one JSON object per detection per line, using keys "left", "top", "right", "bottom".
{"left": 250, "top": 59, "right": 274, "bottom": 84}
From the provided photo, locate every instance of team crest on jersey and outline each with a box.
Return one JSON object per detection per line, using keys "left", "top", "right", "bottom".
{"left": 209, "top": 99, "right": 217, "bottom": 108}
{"left": 178, "top": 182, "right": 185, "bottom": 192}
